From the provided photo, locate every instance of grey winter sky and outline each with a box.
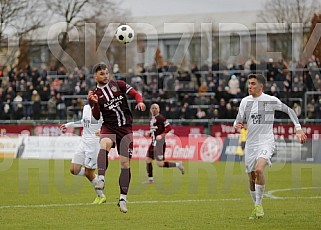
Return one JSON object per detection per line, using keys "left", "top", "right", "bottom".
{"left": 120, "top": 0, "right": 267, "bottom": 17}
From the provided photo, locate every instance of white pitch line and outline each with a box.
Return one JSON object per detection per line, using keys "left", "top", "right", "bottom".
{"left": 0, "top": 203, "right": 92, "bottom": 209}
{"left": 129, "top": 198, "right": 242, "bottom": 204}
{"left": 264, "top": 187, "right": 321, "bottom": 199}
{"left": 2, "top": 190, "right": 321, "bottom": 209}
{"left": 0, "top": 198, "right": 242, "bottom": 209}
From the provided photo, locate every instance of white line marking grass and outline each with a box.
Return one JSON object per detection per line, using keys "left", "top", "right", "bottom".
{"left": 264, "top": 187, "right": 321, "bottom": 199}
{"left": 1, "top": 187, "right": 321, "bottom": 209}
{"left": 0, "top": 198, "right": 242, "bottom": 209}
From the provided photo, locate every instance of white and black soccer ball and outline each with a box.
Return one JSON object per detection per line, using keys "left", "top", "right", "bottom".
{"left": 115, "top": 25, "right": 134, "bottom": 44}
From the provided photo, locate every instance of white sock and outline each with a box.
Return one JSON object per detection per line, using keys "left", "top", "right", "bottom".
{"left": 77, "top": 167, "right": 85, "bottom": 176}
{"left": 91, "top": 175, "right": 104, "bottom": 197}
{"left": 120, "top": 194, "right": 127, "bottom": 201}
{"left": 175, "top": 162, "right": 180, "bottom": 167}
{"left": 148, "top": 177, "right": 154, "bottom": 181}
{"left": 255, "top": 184, "right": 265, "bottom": 205}
{"left": 250, "top": 190, "right": 256, "bottom": 204}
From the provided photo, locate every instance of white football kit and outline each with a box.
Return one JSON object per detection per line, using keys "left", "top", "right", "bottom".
{"left": 234, "top": 93, "right": 301, "bottom": 173}
{"left": 65, "top": 105, "right": 103, "bottom": 169}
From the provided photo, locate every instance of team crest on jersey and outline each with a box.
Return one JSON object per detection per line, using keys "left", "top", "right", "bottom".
{"left": 251, "top": 113, "right": 262, "bottom": 124}
{"left": 111, "top": 86, "right": 117, "bottom": 92}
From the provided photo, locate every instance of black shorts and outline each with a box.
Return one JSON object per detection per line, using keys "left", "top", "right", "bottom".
{"left": 100, "top": 124, "right": 133, "bottom": 158}
{"left": 146, "top": 139, "right": 166, "bottom": 161}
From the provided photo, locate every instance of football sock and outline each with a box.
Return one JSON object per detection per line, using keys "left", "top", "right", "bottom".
{"left": 120, "top": 194, "right": 127, "bottom": 201}
{"left": 250, "top": 190, "right": 256, "bottom": 204}
{"left": 255, "top": 184, "right": 265, "bottom": 205}
{"left": 147, "top": 163, "right": 153, "bottom": 177}
{"left": 91, "top": 175, "right": 104, "bottom": 197}
{"left": 119, "top": 168, "right": 131, "bottom": 195}
{"left": 97, "top": 149, "right": 108, "bottom": 176}
{"left": 164, "top": 162, "right": 176, "bottom": 168}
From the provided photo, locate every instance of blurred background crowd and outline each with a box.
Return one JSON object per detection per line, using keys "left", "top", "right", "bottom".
{"left": 1, "top": 56, "right": 321, "bottom": 121}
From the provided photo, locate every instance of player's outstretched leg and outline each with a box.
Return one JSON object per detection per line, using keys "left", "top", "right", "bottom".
{"left": 254, "top": 184, "right": 265, "bottom": 218}
{"left": 177, "top": 162, "right": 185, "bottom": 175}
{"left": 118, "top": 167, "right": 131, "bottom": 213}
{"left": 162, "top": 161, "right": 185, "bottom": 175}
{"left": 95, "top": 149, "right": 109, "bottom": 190}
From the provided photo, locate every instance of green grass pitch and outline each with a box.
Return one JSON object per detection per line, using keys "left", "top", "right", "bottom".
{"left": 0, "top": 159, "right": 321, "bottom": 229}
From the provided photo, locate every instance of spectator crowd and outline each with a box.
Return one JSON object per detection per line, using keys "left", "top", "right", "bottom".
{"left": 1, "top": 56, "right": 321, "bottom": 121}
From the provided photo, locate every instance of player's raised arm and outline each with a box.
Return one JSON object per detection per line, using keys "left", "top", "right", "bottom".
{"left": 156, "top": 124, "right": 172, "bottom": 140}
{"left": 60, "top": 120, "right": 83, "bottom": 130}
{"left": 127, "top": 88, "right": 146, "bottom": 111}
{"left": 87, "top": 90, "right": 101, "bottom": 120}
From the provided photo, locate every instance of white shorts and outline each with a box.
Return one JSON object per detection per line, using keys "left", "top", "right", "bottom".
{"left": 71, "top": 141, "right": 100, "bottom": 169}
{"left": 244, "top": 144, "right": 275, "bottom": 173}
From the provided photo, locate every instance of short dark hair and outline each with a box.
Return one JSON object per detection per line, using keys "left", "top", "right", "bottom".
{"left": 248, "top": 74, "right": 266, "bottom": 85}
{"left": 92, "top": 63, "right": 107, "bottom": 73}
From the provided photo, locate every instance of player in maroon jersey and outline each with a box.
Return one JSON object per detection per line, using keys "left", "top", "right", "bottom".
{"left": 87, "top": 63, "right": 146, "bottom": 213}
{"left": 143, "top": 103, "right": 184, "bottom": 184}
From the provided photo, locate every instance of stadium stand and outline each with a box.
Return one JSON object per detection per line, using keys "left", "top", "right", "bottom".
{"left": 1, "top": 57, "right": 321, "bottom": 121}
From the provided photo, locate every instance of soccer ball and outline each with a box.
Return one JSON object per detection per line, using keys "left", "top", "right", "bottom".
{"left": 115, "top": 25, "right": 134, "bottom": 44}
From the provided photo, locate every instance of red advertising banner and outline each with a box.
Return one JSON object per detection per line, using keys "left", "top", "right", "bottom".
{"left": 211, "top": 124, "right": 321, "bottom": 139}
{"left": 0, "top": 124, "right": 203, "bottom": 137}
{"left": 133, "top": 125, "right": 204, "bottom": 136}
{"left": 109, "top": 135, "right": 224, "bottom": 162}
{"left": 0, "top": 125, "right": 32, "bottom": 135}
{"left": 34, "top": 125, "right": 76, "bottom": 136}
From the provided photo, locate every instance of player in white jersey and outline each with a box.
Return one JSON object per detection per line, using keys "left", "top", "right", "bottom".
{"left": 60, "top": 104, "right": 106, "bottom": 204}
{"left": 233, "top": 74, "right": 307, "bottom": 219}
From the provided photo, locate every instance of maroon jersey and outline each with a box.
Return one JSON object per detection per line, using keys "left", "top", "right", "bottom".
{"left": 93, "top": 80, "right": 133, "bottom": 127}
{"left": 150, "top": 113, "right": 170, "bottom": 146}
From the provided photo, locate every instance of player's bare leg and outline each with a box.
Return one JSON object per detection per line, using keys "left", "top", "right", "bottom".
{"left": 248, "top": 171, "right": 256, "bottom": 219}
{"left": 70, "top": 163, "right": 84, "bottom": 176}
{"left": 84, "top": 168, "right": 106, "bottom": 204}
{"left": 154, "top": 140, "right": 185, "bottom": 175}
{"left": 156, "top": 161, "right": 185, "bottom": 175}
{"left": 70, "top": 163, "right": 105, "bottom": 204}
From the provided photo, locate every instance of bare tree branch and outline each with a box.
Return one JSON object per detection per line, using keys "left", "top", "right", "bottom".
{"left": 44, "top": 0, "right": 126, "bottom": 69}
{"left": 0, "top": 0, "right": 47, "bottom": 67}
{"left": 259, "top": 0, "right": 319, "bottom": 27}
{"left": 257, "top": 0, "right": 320, "bottom": 59}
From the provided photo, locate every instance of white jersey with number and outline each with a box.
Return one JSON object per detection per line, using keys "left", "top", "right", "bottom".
{"left": 65, "top": 105, "right": 103, "bottom": 144}
{"left": 234, "top": 93, "right": 301, "bottom": 148}
{"left": 65, "top": 105, "right": 103, "bottom": 168}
